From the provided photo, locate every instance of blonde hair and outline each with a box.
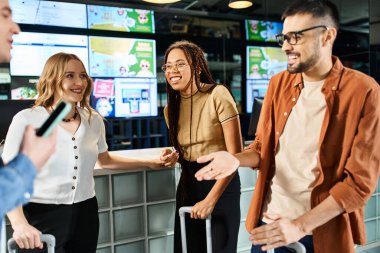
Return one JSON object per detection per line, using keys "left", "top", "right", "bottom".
{"left": 34, "top": 52, "right": 94, "bottom": 119}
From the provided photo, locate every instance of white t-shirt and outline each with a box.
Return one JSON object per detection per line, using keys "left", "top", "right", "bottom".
{"left": 1, "top": 106, "right": 108, "bottom": 204}
{"left": 263, "top": 79, "right": 326, "bottom": 222}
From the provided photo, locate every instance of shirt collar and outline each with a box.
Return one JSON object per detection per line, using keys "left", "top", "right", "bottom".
{"left": 292, "top": 56, "right": 344, "bottom": 91}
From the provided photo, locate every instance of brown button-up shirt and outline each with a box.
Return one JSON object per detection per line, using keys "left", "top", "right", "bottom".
{"left": 246, "top": 56, "right": 380, "bottom": 253}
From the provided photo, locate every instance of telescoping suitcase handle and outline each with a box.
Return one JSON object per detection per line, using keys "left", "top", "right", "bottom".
{"left": 8, "top": 234, "right": 56, "bottom": 253}
{"left": 179, "top": 206, "right": 212, "bottom": 253}
{"left": 267, "top": 241, "right": 306, "bottom": 253}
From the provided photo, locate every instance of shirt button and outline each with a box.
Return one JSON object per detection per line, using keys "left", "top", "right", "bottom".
{"left": 72, "top": 137, "right": 75, "bottom": 141}
{"left": 276, "top": 131, "right": 280, "bottom": 135}
{"left": 292, "top": 97, "right": 296, "bottom": 102}
{"left": 74, "top": 146, "right": 77, "bottom": 149}
{"left": 74, "top": 166, "right": 78, "bottom": 170}
{"left": 73, "top": 176, "right": 76, "bottom": 180}
{"left": 332, "top": 86, "right": 336, "bottom": 91}
{"left": 284, "top": 112, "right": 288, "bottom": 116}
{"left": 75, "top": 156, "right": 78, "bottom": 159}
{"left": 72, "top": 186, "right": 75, "bottom": 190}
{"left": 24, "top": 192, "right": 31, "bottom": 199}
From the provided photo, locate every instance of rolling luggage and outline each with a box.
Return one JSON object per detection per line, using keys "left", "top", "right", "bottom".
{"left": 179, "top": 206, "right": 212, "bottom": 253}
{"left": 7, "top": 234, "right": 55, "bottom": 253}
{"left": 268, "top": 242, "right": 306, "bottom": 253}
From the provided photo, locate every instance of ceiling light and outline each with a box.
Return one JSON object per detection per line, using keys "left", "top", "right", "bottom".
{"left": 142, "top": 0, "right": 181, "bottom": 3}
{"left": 228, "top": 0, "right": 253, "bottom": 9}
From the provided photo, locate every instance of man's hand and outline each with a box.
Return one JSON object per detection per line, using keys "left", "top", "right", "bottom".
{"left": 195, "top": 151, "right": 239, "bottom": 181}
{"left": 20, "top": 125, "right": 57, "bottom": 171}
{"left": 249, "top": 213, "right": 306, "bottom": 251}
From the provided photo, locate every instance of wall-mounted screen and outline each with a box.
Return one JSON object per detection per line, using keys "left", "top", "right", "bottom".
{"left": 246, "top": 79, "right": 269, "bottom": 113}
{"left": 0, "top": 68, "right": 11, "bottom": 100}
{"left": 246, "top": 20, "right": 283, "bottom": 42}
{"left": 10, "top": 0, "right": 87, "bottom": 28}
{"left": 10, "top": 32, "right": 89, "bottom": 76}
{"left": 10, "top": 76, "right": 39, "bottom": 100}
{"left": 88, "top": 5, "right": 155, "bottom": 34}
{"left": 91, "top": 77, "right": 157, "bottom": 118}
{"left": 246, "top": 46, "right": 287, "bottom": 80}
{"left": 89, "top": 37, "right": 156, "bottom": 78}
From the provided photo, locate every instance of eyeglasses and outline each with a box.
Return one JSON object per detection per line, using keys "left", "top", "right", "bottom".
{"left": 276, "top": 25, "right": 329, "bottom": 46}
{"left": 161, "top": 62, "right": 188, "bottom": 72}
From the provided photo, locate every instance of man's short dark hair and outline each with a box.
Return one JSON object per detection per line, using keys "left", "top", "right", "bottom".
{"left": 282, "top": 0, "right": 340, "bottom": 30}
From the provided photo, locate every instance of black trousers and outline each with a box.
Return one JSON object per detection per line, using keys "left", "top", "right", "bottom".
{"left": 174, "top": 161, "right": 241, "bottom": 253}
{"left": 19, "top": 197, "right": 99, "bottom": 253}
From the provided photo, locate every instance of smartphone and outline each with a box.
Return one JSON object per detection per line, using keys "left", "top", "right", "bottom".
{"left": 36, "top": 101, "right": 72, "bottom": 137}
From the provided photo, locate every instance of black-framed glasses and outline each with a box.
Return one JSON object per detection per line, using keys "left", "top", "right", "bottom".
{"left": 161, "top": 62, "right": 188, "bottom": 72}
{"left": 275, "top": 25, "right": 329, "bottom": 46}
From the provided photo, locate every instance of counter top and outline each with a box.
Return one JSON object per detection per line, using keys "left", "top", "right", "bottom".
{"left": 94, "top": 147, "right": 174, "bottom": 176}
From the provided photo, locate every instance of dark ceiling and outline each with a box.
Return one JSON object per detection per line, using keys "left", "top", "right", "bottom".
{"left": 71, "top": 0, "right": 369, "bottom": 32}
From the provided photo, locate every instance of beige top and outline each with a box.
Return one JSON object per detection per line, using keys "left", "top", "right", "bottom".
{"left": 263, "top": 79, "right": 325, "bottom": 223}
{"left": 164, "top": 85, "right": 239, "bottom": 161}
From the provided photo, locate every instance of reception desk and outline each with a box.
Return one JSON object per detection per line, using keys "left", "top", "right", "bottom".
{"left": 92, "top": 148, "right": 257, "bottom": 253}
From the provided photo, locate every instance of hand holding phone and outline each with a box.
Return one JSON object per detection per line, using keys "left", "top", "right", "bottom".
{"left": 36, "top": 101, "right": 72, "bottom": 137}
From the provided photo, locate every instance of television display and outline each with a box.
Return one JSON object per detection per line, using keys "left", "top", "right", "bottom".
{"left": 10, "top": 0, "right": 87, "bottom": 28}
{"left": 10, "top": 76, "right": 39, "bottom": 100}
{"left": 91, "top": 77, "right": 158, "bottom": 118}
{"left": 248, "top": 97, "right": 264, "bottom": 136}
{"left": 89, "top": 36, "right": 156, "bottom": 78}
{"left": 10, "top": 32, "right": 89, "bottom": 76}
{"left": 246, "top": 79, "right": 269, "bottom": 113}
{"left": 246, "top": 46, "right": 287, "bottom": 80}
{"left": 246, "top": 20, "right": 283, "bottom": 42}
{"left": 0, "top": 100, "right": 35, "bottom": 142}
{"left": 88, "top": 5, "right": 155, "bottom": 34}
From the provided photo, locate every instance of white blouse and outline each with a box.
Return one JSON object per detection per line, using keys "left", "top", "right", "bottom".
{"left": 2, "top": 106, "right": 108, "bottom": 204}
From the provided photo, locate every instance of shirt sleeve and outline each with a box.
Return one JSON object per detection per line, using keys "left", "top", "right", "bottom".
{"left": 246, "top": 79, "right": 275, "bottom": 154}
{"left": 329, "top": 85, "right": 380, "bottom": 212}
{"left": 1, "top": 111, "right": 27, "bottom": 164}
{"left": 212, "top": 85, "right": 239, "bottom": 123}
{"left": 0, "top": 154, "right": 36, "bottom": 217}
{"left": 97, "top": 116, "right": 108, "bottom": 153}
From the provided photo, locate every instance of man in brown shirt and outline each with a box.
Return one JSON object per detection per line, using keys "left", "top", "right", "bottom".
{"left": 194, "top": 0, "right": 380, "bottom": 253}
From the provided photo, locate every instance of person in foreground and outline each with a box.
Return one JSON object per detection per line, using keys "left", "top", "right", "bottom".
{"left": 0, "top": 0, "right": 57, "bottom": 227}
{"left": 163, "top": 40, "right": 243, "bottom": 253}
{"left": 195, "top": 0, "right": 380, "bottom": 253}
{"left": 2, "top": 52, "right": 178, "bottom": 253}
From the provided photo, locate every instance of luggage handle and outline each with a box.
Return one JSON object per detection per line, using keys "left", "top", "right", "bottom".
{"left": 8, "top": 234, "right": 56, "bottom": 253}
{"left": 179, "top": 206, "right": 212, "bottom": 253}
{"left": 267, "top": 241, "right": 306, "bottom": 253}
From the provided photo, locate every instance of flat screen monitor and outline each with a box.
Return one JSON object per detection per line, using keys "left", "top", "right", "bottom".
{"left": 89, "top": 36, "right": 156, "bottom": 78}
{"left": 0, "top": 68, "right": 11, "bottom": 99}
{"left": 246, "top": 79, "right": 269, "bottom": 113}
{"left": 246, "top": 20, "right": 283, "bottom": 42}
{"left": 10, "top": 32, "right": 89, "bottom": 76}
{"left": 91, "top": 77, "right": 158, "bottom": 118}
{"left": 10, "top": 76, "right": 39, "bottom": 100}
{"left": 88, "top": 5, "right": 155, "bottom": 34}
{"left": 246, "top": 46, "right": 287, "bottom": 80}
{"left": 0, "top": 100, "right": 35, "bottom": 142}
{"left": 248, "top": 97, "right": 264, "bottom": 136}
{"left": 10, "top": 0, "right": 87, "bottom": 28}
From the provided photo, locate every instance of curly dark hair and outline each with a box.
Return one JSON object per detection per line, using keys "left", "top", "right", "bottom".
{"left": 164, "top": 40, "right": 218, "bottom": 163}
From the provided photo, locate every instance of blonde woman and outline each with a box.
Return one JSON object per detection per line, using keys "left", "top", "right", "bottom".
{"left": 2, "top": 53, "right": 178, "bottom": 253}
